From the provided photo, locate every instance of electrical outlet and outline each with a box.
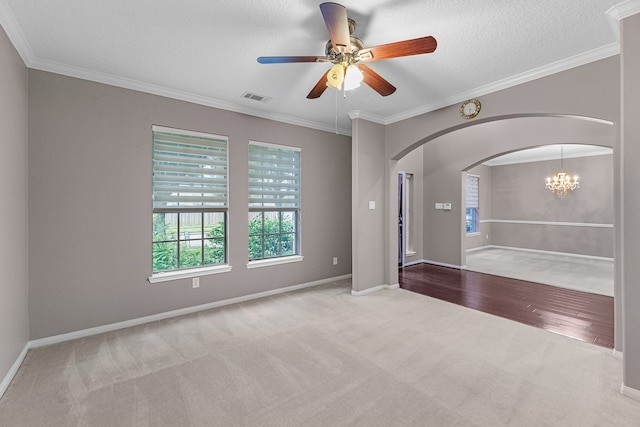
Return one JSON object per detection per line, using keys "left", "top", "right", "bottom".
{"left": 192, "top": 277, "right": 200, "bottom": 288}
{"left": 333, "top": 257, "right": 338, "bottom": 265}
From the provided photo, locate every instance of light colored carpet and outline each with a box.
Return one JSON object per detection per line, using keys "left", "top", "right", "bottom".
{"left": 466, "top": 247, "right": 614, "bottom": 296}
{"left": 1, "top": 279, "right": 638, "bottom": 426}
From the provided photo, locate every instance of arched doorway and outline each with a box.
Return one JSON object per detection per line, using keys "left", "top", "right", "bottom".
{"left": 390, "top": 115, "right": 615, "bottom": 346}
{"left": 391, "top": 115, "right": 614, "bottom": 270}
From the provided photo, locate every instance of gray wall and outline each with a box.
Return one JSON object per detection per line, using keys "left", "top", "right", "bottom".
{"left": 380, "top": 56, "right": 618, "bottom": 291}
{"left": 350, "top": 12, "right": 640, "bottom": 391}
{"left": 414, "top": 116, "right": 616, "bottom": 267}
{"left": 621, "top": 11, "right": 640, "bottom": 392}
{"left": 28, "top": 70, "right": 352, "bottom": 339}
{"left": 349, "top": 56, "right": 622, "bottom": 353}
{"left": 351, "top": 118, "right": 386, "bottom": 291}
{"left": 422, "top": 160, "right": 466, "bottom": 266}
{"left": 488, "top": 154, "right": 613, "bottom": 257}
{"left": 385, "top": 57, "right": 619, "bottom": 162}
{"left": 0, "top": 25, "right": 29, "bottom": 386}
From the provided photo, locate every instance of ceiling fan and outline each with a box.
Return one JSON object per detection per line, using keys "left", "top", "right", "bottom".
{"left": 257, "top": 2, "right": 437, "bottom": 99}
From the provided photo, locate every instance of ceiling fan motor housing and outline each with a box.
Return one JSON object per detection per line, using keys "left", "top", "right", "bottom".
{"left": 325, "top": 36, "right": 364, "bottom": 64}
{"left": 256, "top": 3, "right": 436, "bottom": 99}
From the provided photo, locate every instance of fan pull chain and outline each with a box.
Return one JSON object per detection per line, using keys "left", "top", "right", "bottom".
{"left": 335, "top": 88, "right": 339, "bottom": 135}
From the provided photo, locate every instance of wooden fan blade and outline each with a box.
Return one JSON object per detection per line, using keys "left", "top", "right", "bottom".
{"left": 307, "top": 70, "right": 331, "bottom": 99}
{"left": 257, "top": 56, "right": 328, "bottom": 64}
{"left": 319, "top": 2, "right": 351, "bottom": 53}
{"left": 358, "top": 64, "right": 396, "bottom": 96}
{"left": 357, "top": 36, "right": 437, "bottom": 62}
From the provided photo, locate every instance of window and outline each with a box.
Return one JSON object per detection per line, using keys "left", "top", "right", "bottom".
{"left": 465, "top": 174, "right": 480, "bottom": 234}
{"left": 248, "top": 142, "right": 301, "bottom": 262}
{"left": 152, "top": 126, "right": 228, "bottom": 274}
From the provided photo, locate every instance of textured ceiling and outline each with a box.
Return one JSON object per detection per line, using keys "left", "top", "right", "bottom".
{"left": 0, "top": 1, "right": 625, "bottom": 135}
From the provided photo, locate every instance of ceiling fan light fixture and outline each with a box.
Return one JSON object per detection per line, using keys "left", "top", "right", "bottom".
{"left": 257, "top": 3, "right": 436, "bottom": 99}
{"left": 326, "top": 63, "right": 344, "bottom": 89}
{"left": 343, "top": 65, "right": 363, "bottom": 91}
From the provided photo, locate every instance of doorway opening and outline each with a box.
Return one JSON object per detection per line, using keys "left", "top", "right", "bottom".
{"left": 398, "top": 171, "right": 414, "bottom": 267}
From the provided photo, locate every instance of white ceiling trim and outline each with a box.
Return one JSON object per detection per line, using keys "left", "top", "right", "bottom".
{"left": 27, "top": 56, "right": 352, "bottom": 136}
{"left": 483, "top": 145, "right": 613, "bottom": 167}
{"left": 19, "top": 43, "right": 620, "bottom": 136}
{"left": 606, "top": 0, "right": 640, "bottom": 39}
{"left": 0, "top": 0, "right": 352, "bottom": 136}
{"left": 0, "top": 0, "right": 33, "bottom": 65}
{"left": 348, "top": 110, "right": 386, "bottom": 124}
{"left": 0, "top": 1, "right": 625, "bottom": 137}
{"left": 607, "top": 0, "right": 640, "bottom": 21}
{"left": 385, "top": 43, "right": 620, "bottom": 126}
{"left": 326, "top": 43, "right": 619, "bottom": 128}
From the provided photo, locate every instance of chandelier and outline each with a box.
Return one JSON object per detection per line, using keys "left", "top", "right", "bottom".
{"left": 545, "top": 146, "right": 579, "bottom": 198}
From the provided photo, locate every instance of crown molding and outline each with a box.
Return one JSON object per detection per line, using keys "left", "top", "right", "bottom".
{"left": 606, "top": 0, "right": 640, "bottom": 40}
{"left": 348, "top": 110, "right": 386, "bottom": 125}
{"left": 483, "top": 145, "right": 613, "bottom": 166}
{"left": 0, "top": 0, "right": 622, "bottom": 137}
{"left": 28, "top": 57, "right": 353, "bottom": 136}
{"left": 0, "top": 0, "right": 33, "bottom": 65}
{"left": 383, "top": 43, "right": 620, "bottom": 126}
{"left": 0, "top": 1, "right": 352, "bottom": 137}
{"left": 607, "top": 0, "right": 640, "bottom": 21}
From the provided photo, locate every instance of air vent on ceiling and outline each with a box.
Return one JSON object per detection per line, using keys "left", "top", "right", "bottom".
{"left": 241, "top": 92, "right": 272, "bottom": 103}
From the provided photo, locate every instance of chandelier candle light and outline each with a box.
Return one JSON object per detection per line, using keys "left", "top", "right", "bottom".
{"left": 545, "top": 145, "right": 579, "bottom": 198}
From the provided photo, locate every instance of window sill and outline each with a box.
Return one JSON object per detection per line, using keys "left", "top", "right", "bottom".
{"left": 247, "top": 255, "right": 304, "bottom": 269}
{"left": 148, "top": 265, "right": 233, "bottom": 284}
{"left": 466, "top": 232, "right": 481, "bottom": 237}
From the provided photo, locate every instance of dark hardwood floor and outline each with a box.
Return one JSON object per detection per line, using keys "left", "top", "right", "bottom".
{"left": 399, "top": 263, "right": 614, "bottom": 348}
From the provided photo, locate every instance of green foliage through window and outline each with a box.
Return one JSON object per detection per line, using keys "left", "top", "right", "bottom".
{"left": 249, "top": 211, "right": 297, "bottom": 260}
{"left": 153, "top": 212, "right": 226, "bottom": 272}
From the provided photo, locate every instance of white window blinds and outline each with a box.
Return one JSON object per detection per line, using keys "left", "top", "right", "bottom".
{"left": 152, "top": 126, "right": 228, "bottom": 209}
{"left": 466, "top": 174, "right": 479, "bottom": 209}
{"left": 248, "top": 142, "right": 301, "bottom": 208}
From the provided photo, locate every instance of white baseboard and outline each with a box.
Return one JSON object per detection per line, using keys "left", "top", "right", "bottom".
{"left": 471, "top": 245, "right": 614, "bottom": 262}
{"left": 621, "top": 383, "right": 640, "bottom": 402}
{"left": 402, "top": 259, "right": 427, "bottom": 267}
{"left": 29, "top": 274, "right": 352, "bottom": 349}
{"left": 480, "top": 219, "right": 613, "bottom": 228}
{"left": 352, "top": 283, "right": 399, "bottom": 296}
{"left": 612, "top": 349, "right": 623, "bottom": 360}
{"left": 422, "top": 259, "right": 463, "bottom": 269}
{"left": 0, "top": 343, "right": 29, "bottom": 399}
{"left": 466, "top": 245, "right": 491, "bottom": 253}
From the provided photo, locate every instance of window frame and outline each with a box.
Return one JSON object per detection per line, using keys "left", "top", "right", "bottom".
{"left": 247, "top": 141, "right": 302, "bottom": 268}
{"left": 465, "top": 173, "right": 480, "bottom": 235}
{"left": 149, "top": 125, "right": 231, "bottom": 283}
